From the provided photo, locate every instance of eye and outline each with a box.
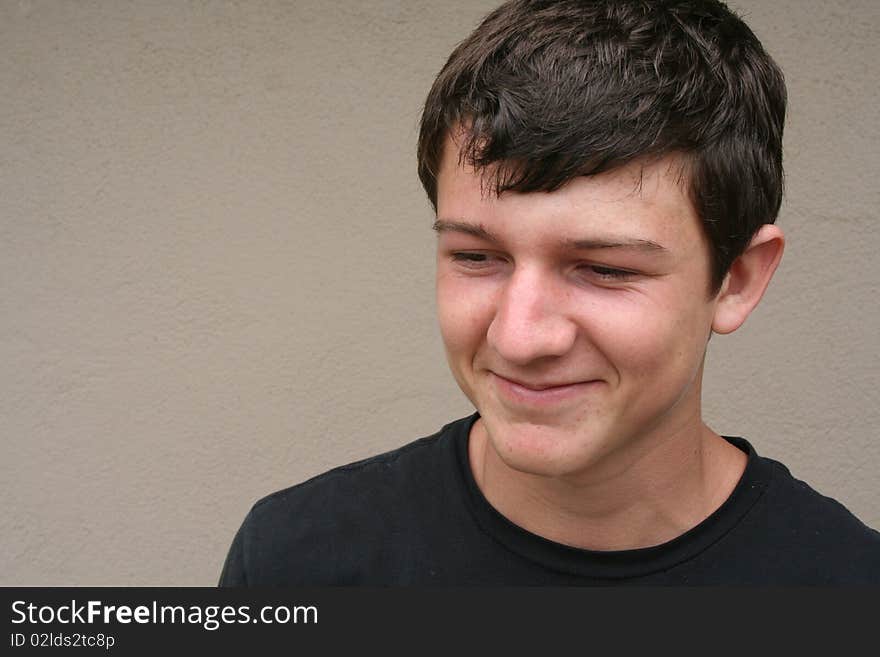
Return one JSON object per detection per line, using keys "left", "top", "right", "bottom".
{"left": 449, "top": 252, "right": 503, "bottom": 270}
{"left": 451, "top": 252, "right": 489, "bottom": 263}
{"left": 579, "top": 264, "right": 637, "bottom": 282}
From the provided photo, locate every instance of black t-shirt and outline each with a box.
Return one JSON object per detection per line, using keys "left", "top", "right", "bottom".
{"left": 219, "top": 414, "right": 880, "bottom": 585}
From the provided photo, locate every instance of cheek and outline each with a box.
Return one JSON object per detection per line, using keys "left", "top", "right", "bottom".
{"left": 436, "top": 274, "right": 494, "bottom": 357}
{"left": 590, "top": 294, "right": 710, "bottom": 382}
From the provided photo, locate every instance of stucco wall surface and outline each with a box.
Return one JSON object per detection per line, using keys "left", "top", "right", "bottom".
{"left": 1, "top": 0, "right": 877, "bottom": 585}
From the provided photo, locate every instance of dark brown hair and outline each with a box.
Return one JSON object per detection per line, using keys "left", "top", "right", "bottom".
{"left": 417, "top": 0, "right": 786, "bottom": 291}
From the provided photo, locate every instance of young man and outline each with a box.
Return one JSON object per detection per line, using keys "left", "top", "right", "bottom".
{"left": 220, "top": 0, "right": 880, "bottom": 585}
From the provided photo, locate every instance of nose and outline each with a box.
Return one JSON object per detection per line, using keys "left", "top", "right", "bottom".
{"left": 486, "top": 266, "right": 577, "bottom": 365}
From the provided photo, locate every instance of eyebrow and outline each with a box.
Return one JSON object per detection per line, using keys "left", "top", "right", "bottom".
{"left": 433, "top": 219, "right": 668, "bottom": 253}
{"left": 563, "top": 237, "right": 668, "bottom": 253}
{"left": 432, "top": 219, "right": 501, "bottom": 242}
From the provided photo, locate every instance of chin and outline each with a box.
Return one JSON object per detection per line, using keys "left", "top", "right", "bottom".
{"left": 482, "top": 414, "right": 602, "bottom": 478}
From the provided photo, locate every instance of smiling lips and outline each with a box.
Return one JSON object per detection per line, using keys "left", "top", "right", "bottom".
{"left": 490, "top": 372, "right": 599, "bottom": 407}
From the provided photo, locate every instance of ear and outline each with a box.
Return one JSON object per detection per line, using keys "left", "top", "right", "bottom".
{"left": 712, "top": 224, "right": 785, "bottom": 335}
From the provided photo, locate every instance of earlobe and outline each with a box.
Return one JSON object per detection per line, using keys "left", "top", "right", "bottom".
{"left": 712, "top": 224, "right": 785, "bottom": 335}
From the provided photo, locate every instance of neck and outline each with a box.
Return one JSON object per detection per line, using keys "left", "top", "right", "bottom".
{"left": 468, "top": 417, "right": 747, "bottom": 551}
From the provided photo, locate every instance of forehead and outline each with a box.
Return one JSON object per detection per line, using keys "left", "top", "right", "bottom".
{"left": 435, "top": 133, "right": 702, "bottom": 251}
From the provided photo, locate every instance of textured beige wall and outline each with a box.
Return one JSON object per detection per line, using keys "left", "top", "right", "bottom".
{"left": 1, "top": 0, "right": 877, "bottom": 586}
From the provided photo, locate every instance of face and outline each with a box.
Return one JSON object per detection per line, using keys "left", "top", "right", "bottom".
{"left": 435, "top": 136, "right": 723, "bottom": 479}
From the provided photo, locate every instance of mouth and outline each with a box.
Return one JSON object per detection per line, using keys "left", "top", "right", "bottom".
{"left": 489, "top": 372, "right": 600, "bottom": 408}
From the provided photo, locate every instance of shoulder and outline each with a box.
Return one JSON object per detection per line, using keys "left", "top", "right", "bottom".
{"left": 747, "top": 453, "right": 880, "bottom": 583}
{"left": 250, "top": 425, "right": 452, "bottom": 523}
{"left": 762, "top": 456, "right": 878, "bottom": 537}
{"left": 219, "top": 416, "right": 472, "bottom": 586}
